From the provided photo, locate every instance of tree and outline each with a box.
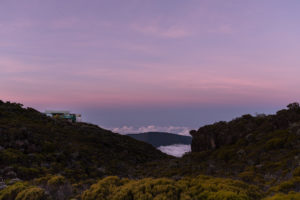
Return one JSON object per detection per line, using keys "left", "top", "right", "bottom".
{"left": 287, "top": 102, "right": 300, "bottom": 110}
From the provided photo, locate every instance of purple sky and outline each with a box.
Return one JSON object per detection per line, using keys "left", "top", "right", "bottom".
{"left": 1, "top": 0, "right": 300, "bottom": 134}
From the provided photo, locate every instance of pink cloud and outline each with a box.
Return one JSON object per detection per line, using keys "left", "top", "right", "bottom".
{"left": 0, "top": 57, "right": 38, "bottom": 73}
{"left": 1, "top": 54, "right": 295, "bottom": 109}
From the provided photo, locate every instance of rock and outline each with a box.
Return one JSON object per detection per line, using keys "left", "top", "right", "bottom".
{"left": 41, "top": 162, "right": 50, "bottom": 168}
{"left": 5, "top": 171, "right": 17, "bottom": 179}
{"left": 0, "top": 181, "right": 7, "bottom": 190}
{"left": 208, "top": 163, "right": 215, "bottom": 169}
{"left": 264, "top": 173, "right": 276, "bottom": 181}
{"left": 190, "top": 121, "right": 234, "bottom": 152}
{"left": 255, "top": 164, "right": 263, "bottom": 169}
{"left": 8, "top": 178, "right": 21, "bottom": 185}
{"left": 3, "top": 166, "right": 13, "bottom": 172}
{"left": 97, "top": 167, "right": 106, "bottom": 173}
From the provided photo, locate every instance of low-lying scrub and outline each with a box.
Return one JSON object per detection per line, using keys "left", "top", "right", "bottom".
{"left": 82, "top": 176, "right": 263, "bottom": 200}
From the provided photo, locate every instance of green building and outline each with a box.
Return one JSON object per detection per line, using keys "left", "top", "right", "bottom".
{"left": 45, "top": 110, "right": 81, "bottom": 123}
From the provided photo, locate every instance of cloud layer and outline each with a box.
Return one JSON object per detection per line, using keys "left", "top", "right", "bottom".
{"left": 158, "top": 144, "right": 191, "bottom": 157}
{"left": 111, "top": 125, "right": 191, "bottom": 136}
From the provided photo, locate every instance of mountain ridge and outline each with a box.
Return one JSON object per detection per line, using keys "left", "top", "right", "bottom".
{"left": 127, "top": 132, "right": 192, "bottom": 147}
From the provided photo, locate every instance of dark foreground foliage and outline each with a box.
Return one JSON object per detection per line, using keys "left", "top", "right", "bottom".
{"left": 0, "top": 101, "right": 167, "bottom": 182}
{"left": 0, "top": 100, "right": 300, "bottom": 199}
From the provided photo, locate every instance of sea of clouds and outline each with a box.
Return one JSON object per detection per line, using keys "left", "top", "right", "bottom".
{"left": 157, "top": 144, "right": 191, "bottom": 157}
{"left": 111, "top": 125, "right": 191, "bottom": 136}
{"left": 109, "top": 125, "right": 192, "bottom": 157}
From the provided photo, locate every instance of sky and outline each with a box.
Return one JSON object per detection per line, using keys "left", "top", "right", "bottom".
{"left": 1, "top": 0, "right": 300, "bottom": 135}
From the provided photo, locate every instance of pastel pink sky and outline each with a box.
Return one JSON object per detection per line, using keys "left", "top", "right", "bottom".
{"left": 1, "top": 0, "right": 300, "bottom": 130}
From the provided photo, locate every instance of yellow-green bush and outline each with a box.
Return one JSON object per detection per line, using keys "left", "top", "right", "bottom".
{"left": 0, "top": 182, "right": 48, "bottom": 200}
{"left": 47, "top": 175, "right": 66, "bottom": 186}
{"left": 0, "top": 182, "right": 27, "bottom": 200}
{"left": 292, "top": 167, "right": 300, "bottom": 177}
{"left": 113, "top": 178, "right": 180, "bottom": 200}
{"left": 82, "top": 176, "right": 129, "bottom": 200}
{"left": 207, "top": 191, "right": 247, "bottom": 200}
{"left": 82, "top": 176, "right": 263, "bottom": 200}
{"left": 178, "top": 176, "right": 262, "bottom": 200}
{"left": 15, "top": 187, "right": 48, "bottom": 200}
{"left": 269, "top": 177, "right": 300, "bottom": 193}
{"left": 238, "top": 170, "right": 256, "bottom": 182}
{"left": 263, "top": 192, "right": 300, "bottom": 200}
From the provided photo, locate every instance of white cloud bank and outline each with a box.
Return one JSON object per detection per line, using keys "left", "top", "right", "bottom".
{"left": 111, "top": 125, "right": 191, "bottom": 136}
{"left": 158, "top": 144, "right": 191, "bottom": 157}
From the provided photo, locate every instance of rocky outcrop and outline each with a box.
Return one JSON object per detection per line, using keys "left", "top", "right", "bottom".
{"left": 190, "top": 115, "right": 258, "bottom": 152}
{"left": 190, "top": 103, "right": 300, "bottom": 152}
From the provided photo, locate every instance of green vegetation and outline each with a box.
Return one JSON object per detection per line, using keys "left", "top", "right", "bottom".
{"left": 47, "top": 175, "right": 66, "bottom": 186}
{"left": 0, "top": 101, "right": 167, "bottom": 181}
{"left": 0, "top": 100, "right": 300, "bottom": 199}
{"left": 143, "top": 103, "right": 300, "bottom": 181}
{"left": 263, "top": 192, "right": 300, "bottom": 200}
{"left": 0, "top": 182, "right": 49, "bottom": 200}
{"left": 0, "top": 182, "right": 27, "bottom": 200}
{"left": 269, "top": 177, "right": 300, "bottom": 193}
{"left": 15, "top": 187, "right": 49, "bottom": 200}
{"left": 82, "top": 176, "right": 263, "bottom": 200}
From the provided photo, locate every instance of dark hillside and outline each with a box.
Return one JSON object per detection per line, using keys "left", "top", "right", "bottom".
{"left": 0, "top": 101, "right": 167, "bottom": 182}
{"left": 138, "top": 103, "right": 300, "bottom": 195}
{"left": 186, "top": 103, "right": 300, "bottom": 186}
{"left": 190, "top": 102, "right": 300, "bottom": 153}
{"left": 127, "top": 132, "right": 192, "bottom": 147}
{"left": 1, "top": 100, "right": 300, "bottom": 199}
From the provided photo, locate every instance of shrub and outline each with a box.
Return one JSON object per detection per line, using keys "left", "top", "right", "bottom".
{"left": 82, "top": 176, "right": 262, "bottom": 200}
{"left": 270, "top": 177, "right": 300, "bottom": 193}
{"left": 113, "top": 178, "right": 180, "bottom": 200}
{"left": 15, "top": 187, "right": 49, "bottom": 200}
{"left": 47, "top": 175, "right": 66, "bottom": 186}
{"left": 238, "top": 170, "right": 256, "bottom": 182}
{"left": 0, "top": 182, "right": 27, "bottom": 200}
{"left": 292, "top": 167, "right": 300, "bottom": 177}
{"left": 265, "top": 137, "right": 285, "bottom": 150}
{"left": 263, "top": 192, "right": 300, "bottom": 200}
{"left": 16, "top": 167, "right": 41, "bottom": 180}
{"left": 82, "top": 176, "right": 127, "bottom": 200}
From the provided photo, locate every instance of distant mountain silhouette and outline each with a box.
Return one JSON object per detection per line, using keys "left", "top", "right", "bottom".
{"left": 127, "top": 132, "right": 192, "bottom": 147}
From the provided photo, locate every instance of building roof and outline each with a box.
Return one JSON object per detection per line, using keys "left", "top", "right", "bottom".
{"left": 45, "top": 110, "right": 70, "bottom": 114}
